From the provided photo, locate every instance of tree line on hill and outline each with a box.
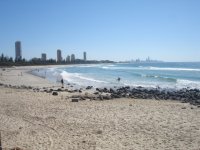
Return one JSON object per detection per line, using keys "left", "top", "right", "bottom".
{"left": 0, "top": 53, "right": 114, "bottom": 66}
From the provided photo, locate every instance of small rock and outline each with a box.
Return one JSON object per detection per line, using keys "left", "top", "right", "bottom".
{"left": 52, "top": 92, "right": 58, "bottom": 96}
{"left": 71, "top": 98, "right": 79, "bottom": 102}
{"left": 10, "top": 147, "right": 23, "bottom": 150}
{"left": 86, "top": 86, "right": 93, "bottom": 90}
{"left": 96, "top": 130, "right": 103, "bottom": 134}
{"left": 57, "top": 88, "right": 62, "bottom": 91}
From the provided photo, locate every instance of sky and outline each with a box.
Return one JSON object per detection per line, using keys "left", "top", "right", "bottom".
{"left": 0, "top": 0, "right": 200, "bottom": 62}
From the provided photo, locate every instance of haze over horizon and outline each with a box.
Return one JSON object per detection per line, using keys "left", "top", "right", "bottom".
{"left": 0, "top": 0, "right": 200, "bottom": 62}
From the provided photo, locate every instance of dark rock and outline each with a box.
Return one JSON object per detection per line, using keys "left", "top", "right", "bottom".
{"left": 57, "top": 88, "right": 62, "bottom": 91}
{"left": 111, "top": 94, "right": 121, "bottom": 98}
{"left": 52, "top": 92, "right": 58, "bottom": 96}
{"left": 71, "top": 95, "right": 78, "bottom": 98}
{"left": 86, "top": 86, "right": 93, "bottom": 90}
{"left": 109, "top": 88, "right": 115, "bottom": 93}
{"left": 195, "top": 100, "right": 200, "bottom": 104}
{"left": 96, "top": 88, "right": 103, "bottom": 93}
{"left": 96, "top": 130, "right": 103, "bottom": 134}
{"left": 80, "top": 96, "right": 86, "bottom": 100}
{"left": 10, "top": 147, "right": 23, "bottom": 150}
{"left": 94, "top": 92, "right": 99, "bottom": 95}
{"left": 103, "top": 95, "right": 111, "bottom": 100}
{"left": 71, "top": 98, "right": 79, "bottom": 102}
{"left": 103, "top": 88, "right": 108, "bottom": 93}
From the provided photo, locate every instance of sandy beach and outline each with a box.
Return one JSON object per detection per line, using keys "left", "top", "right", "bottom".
{"left": 0, "top": 66, "right": 200, "bottom": 150}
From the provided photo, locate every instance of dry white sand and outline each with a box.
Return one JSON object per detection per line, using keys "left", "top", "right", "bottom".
{"left": 0, "top": 67, "right": 200, "bottom": 150}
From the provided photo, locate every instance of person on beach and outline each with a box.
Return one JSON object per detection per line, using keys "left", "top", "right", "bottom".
{"left": 61, "top": 78, "right": 64, "bottom": 88}
{"left": 117, "top": 77, "right": 121, "bottom": 82}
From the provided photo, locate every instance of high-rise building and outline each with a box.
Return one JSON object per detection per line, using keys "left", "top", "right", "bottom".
{"left": 71, "top": 54, "right": 75, "bottom": 63}
{"left": 83, "top": 51, "right": 86, "bottom": 61}
{"left": 15, "top": 41, "right": 22, "bottom": 60}
{"left": 66, "top": 55, "right": 70, "bottom": 63}
{"left": 41, "top": 53, "right": 47, "bottom": 61}
{"left": 57, "top": 49, "right": 62, "bottom": 63}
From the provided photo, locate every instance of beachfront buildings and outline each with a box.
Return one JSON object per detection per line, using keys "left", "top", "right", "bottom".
{"left": 15, "top": 41, "right": 22, "bottom": 60}
{"left": 71, "top": 54, "right": 75, "bottom": 62}
{"left": 84, "top": 52, "right": 87, "bottom": 61}
{"left": 41, "top": 53, "right": 47, "bottom": 61}
{"left": 57, "top": 49, "right": 62, "bottom": 63}
{"left": 66, "top": 55, "right": 70, "bottom": 63}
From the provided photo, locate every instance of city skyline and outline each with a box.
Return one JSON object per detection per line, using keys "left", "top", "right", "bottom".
{"left": 2, "top": 40, "right": 89, "bottom": 62}
{"left": 0, "top": 0, "right": 200, "bottom": 62}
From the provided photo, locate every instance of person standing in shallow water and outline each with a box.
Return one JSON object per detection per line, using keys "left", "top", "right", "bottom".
{"left": 117, "top": 77, "right": 121, "bottom": 82}
{"left": 61, "top": 78, "right": 64, "bottom": 88}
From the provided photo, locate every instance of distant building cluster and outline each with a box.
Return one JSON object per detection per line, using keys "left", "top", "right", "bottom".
{"left": 14, "top": 41, "right": 87, "bottom": 63}
{"left": 129, "top": 56, "right": 162, "bottom": 63}
{"left": 0, "top": 40, "right": 114, "bottom": 66}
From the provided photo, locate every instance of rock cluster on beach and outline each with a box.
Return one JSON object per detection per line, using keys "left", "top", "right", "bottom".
{"left": 35, "top": 86, "right": 200, "bottom": 107}
{"left": 0, "top": 82, "right": 200, "bottom": 106}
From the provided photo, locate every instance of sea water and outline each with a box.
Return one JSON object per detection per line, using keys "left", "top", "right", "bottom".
{"left": 32, "top": 62, "right": 200, "bottom": 89}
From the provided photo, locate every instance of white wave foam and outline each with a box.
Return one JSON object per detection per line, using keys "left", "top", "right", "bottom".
{"left": 177, "top": 79, "right": 200, "bottom": 85}
{"left": 61, "top": 71, "right": 108, "bottom": 83}
{"left": 107, "top": 64, "right": 116, "bottom": 67}
{"left": 78, "top": 64, "right": 102, "bottom": 68}
{"left": 48, "top": 67, "right": 56, "bottom": 71}
{"left": 102, "top": 66, "right": 200, "bottom": 72}
{"left": 149, "top": 67, "right": 200, "bottom": 72}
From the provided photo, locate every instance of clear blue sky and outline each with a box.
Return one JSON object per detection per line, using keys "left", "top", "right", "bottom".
{"left": 0, "top": 0, "right": 200, "bottom": 62}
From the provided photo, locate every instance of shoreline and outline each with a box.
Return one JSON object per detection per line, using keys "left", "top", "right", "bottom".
{"left": 1, "top": 66, "right": 200, "bottom": 106}
{"left": 0, "top": 66, "right": 200, "bottom": 149}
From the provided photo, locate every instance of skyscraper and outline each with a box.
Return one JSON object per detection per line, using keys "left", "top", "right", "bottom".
{"left": 66, "top": 55, "right": 70, "bottom": 63}
{"left": 41, "top": 53, "right": 47, "bottom": 61}
{"left": 71, "top": 54, "right": 75, "bottom": 63}
{"left": 57, "top": 49, "right": 62, "bottom": 63}
{"left": 15, "top": 41, "right": 22, "bottom": 60}
{"left": 83, "top": 51, "right": 86, "bottom": 61}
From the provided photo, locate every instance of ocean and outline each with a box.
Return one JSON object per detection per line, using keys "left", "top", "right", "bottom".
{"left": 32, "top": 62, "right": 200, "bottom": 90}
